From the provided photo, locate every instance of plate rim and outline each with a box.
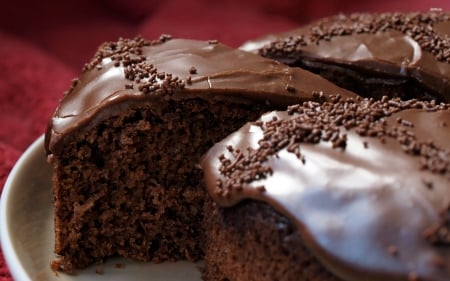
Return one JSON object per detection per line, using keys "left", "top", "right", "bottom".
{"left": 1, "top": 134, "right": 46, "bottom": 281}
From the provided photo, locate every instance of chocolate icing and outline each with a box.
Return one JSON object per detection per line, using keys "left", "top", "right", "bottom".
{"left": 45, "top": 37, "right": 355, "bottom": 154}
{"left": 240, "top": 11, "right": 450, "bottom": 101}
{"left": 201, "top": 96, "right": 450, "bottom": 281}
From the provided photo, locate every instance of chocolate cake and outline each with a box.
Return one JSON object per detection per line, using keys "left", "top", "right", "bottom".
{"left": 241, "top": 11, "right": 450, "bottom": 102}
{"left": 201, "top": 96, "right": 450, "bottom": 281}
{"left": 44, "top": 36, "right": 355, "bottom": 272}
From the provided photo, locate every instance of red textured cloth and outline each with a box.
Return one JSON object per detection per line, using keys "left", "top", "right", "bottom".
{"left": 1, "top": 0, "right": 449, "bottom": 279}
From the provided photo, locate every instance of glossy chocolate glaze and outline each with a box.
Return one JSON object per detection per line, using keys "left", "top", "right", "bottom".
{"left": 240, "top": 11, "right": 450, "bottom": 101}
{"left": 45, "top": 37, "right": 355, "bottom": 154}
{"left": 201, "top": 97, "right": 450, "bottom": 281}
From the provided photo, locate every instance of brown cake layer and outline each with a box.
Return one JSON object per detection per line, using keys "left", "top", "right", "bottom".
{"left": 45, "top": 36, "right": 355, "bottom": 272}
{"left": 49, "top": 98, "right": 271, "bottom": 271}
{"left": 241, "top": 11, "right": 450, "bottom": 102}
{"left": 202, "top": 198, "right": 343, "bottom": 281}
{"left": 201, "top": 96, "right": 450, "bottom": 281}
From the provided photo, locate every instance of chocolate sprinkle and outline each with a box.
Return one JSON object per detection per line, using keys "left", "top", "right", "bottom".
{"left": 216, "top": 96, "right": 450, "bottom": 220}
{"left": 83, "top": 36, "right": 151, "bottom": 72}
{"left": 189, "top": 66, "right": 197, "bottom": 74}
{"left": 424, "top": 202, "right": 450, "bottom": 246}
{"left": 408, "top": 271, "right": 419, "bottom": 281}
{"left": 285, "top": 85, "right": 296, "bottom": 93}
{"left": 81, "top": 35, "right": 185, "bottom": 95}
{"left": 64, "top": 78, "right": 80, "bottom": 96}
{"left": 387, "top": 245, "right": 399, "bottom": 257}
{"left": 260, "top": 11, "right": 450, "bottom": 64}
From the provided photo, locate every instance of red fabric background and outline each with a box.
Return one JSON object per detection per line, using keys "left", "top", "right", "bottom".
{"left": 1, "top": 0, "right": 449, "bottom": 279}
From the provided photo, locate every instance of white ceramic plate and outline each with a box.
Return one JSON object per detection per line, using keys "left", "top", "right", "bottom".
{"left": 0, "top": 135, "right": 202, "bottom": 281}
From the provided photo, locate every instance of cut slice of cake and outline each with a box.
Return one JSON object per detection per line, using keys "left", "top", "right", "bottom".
{"left": 45, "top": 35, "right": 355, "bottom": 272}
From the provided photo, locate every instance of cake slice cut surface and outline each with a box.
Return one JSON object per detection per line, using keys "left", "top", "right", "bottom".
{"left": 44, "top": 36, "right": 355, "bottom": 272}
